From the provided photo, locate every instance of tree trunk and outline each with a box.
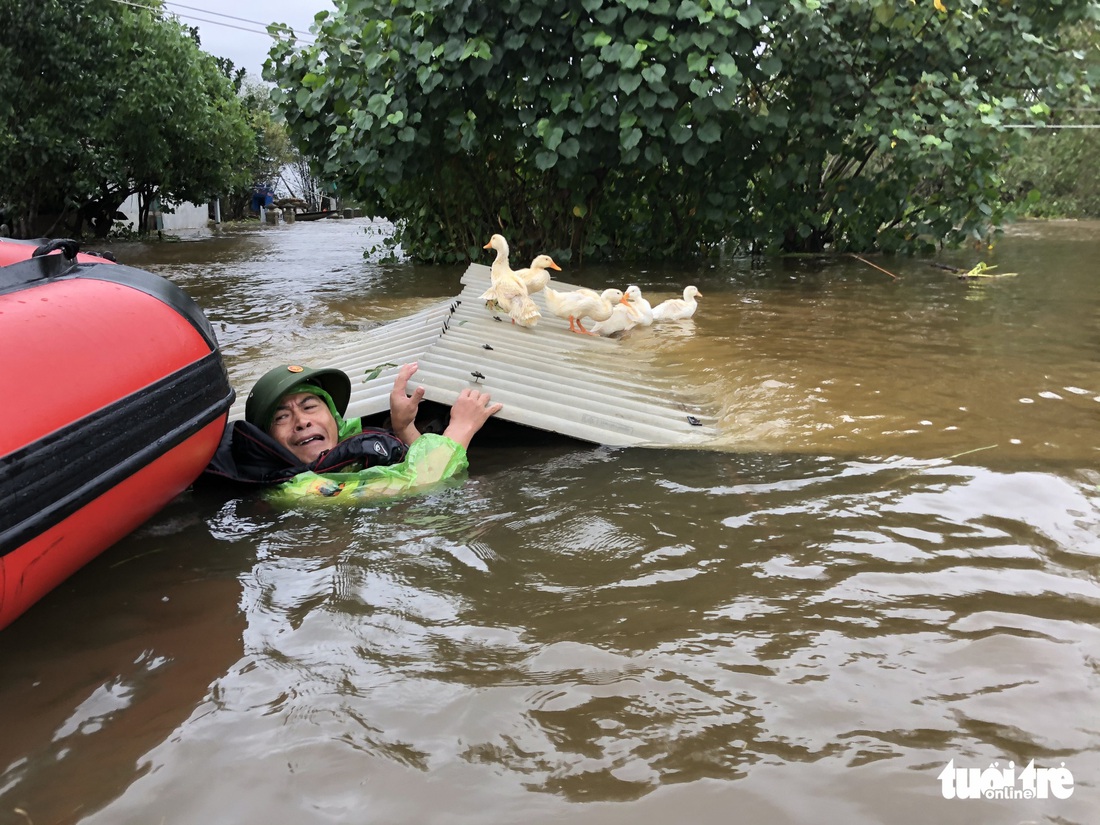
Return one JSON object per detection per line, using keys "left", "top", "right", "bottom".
{"left": 138, "top": 189, "right": 148, "bottom": 236}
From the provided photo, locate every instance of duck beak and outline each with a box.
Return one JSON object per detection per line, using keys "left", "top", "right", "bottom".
{"left": 619, "top": 294, "right": 630, "bottom": 304}
{"left": 482, "top": 241, "right": 492, "bottom": 249}
{"left": 550, "top": 262, "right": 561, "bottom": 271}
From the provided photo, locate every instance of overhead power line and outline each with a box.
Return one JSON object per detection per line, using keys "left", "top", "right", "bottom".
{"left": 1005, "top": 124, "right": 1100, "bottom": 129}
{"left": 166, "top": 1, "right": 282, "bottom": 29}
{"left": 107, "top": 0, "right": 316, "bottom": 44}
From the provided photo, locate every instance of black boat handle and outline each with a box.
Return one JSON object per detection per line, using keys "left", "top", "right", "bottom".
{"left": 31, "top": 239, "right": 81, "bottom": 260}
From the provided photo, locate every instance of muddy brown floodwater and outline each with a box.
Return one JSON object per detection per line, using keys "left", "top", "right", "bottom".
{"left": 1, "top": 217, "right": 1098, "bottom": 825}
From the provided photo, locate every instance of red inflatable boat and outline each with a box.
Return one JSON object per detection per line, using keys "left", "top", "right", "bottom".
{"left": 0, "top": 238, "right": 234, "bottom": 629}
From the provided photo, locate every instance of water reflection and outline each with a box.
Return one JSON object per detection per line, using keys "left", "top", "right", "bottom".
{"left": 59, "top": 446, "right": 1100, "bottom": 824}
{"left": 2, "top": 219, "right": 1098, "bottom": 825}
{"left": 0, "top": 496, "right": 246, "bottom": 824}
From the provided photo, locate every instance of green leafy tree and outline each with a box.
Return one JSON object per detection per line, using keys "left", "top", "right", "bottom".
{"left": 1000, "top": 17, "right": 1100, "bottom": 217}
{"left": 217, "top": 79, "right": 299, "bottom": 220}
{"left": 105, "top": 11, "right": 256, "bottom": 235}
{"left": 0, "top": 0, "right": 107, "bottom": 236}
{"left": 267, "top": 0, "right": 1096, "bottom": 262}
{"left": 0, "top": 0, "right": 254, "bottom": 238}
{"left": 1002, "top": 127, "right": 1100, "bottom": 217}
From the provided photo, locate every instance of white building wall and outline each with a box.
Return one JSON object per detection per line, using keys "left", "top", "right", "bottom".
{"left": 117, "top": 194, "right": 211, "bottom": 231}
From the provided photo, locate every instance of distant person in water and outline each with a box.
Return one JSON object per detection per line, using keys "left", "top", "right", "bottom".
{"left": 202, "top": 363, "right": 502, "bottom": 500}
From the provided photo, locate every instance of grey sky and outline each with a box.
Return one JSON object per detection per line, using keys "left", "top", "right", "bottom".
{"left": 166, "top": 0, "right": 335, "bottom": 79}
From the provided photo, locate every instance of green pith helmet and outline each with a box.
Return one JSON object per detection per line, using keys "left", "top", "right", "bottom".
{"left": 245, "top": 364, "right": 352, "bottom": 430}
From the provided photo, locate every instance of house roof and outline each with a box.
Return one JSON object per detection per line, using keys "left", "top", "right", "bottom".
{"left": 227, "top": 263, "right": 718, "bottom": 448}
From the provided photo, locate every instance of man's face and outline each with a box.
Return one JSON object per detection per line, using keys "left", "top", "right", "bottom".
{"left": 269, "top": 391, "right": 338, "bottom": 464}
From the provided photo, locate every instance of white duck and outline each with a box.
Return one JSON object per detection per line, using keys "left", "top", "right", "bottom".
{"left": 651, "top": 285, "right": 702, "bottom": 321}
{"left": 544, "top": 286, "right": 626, "bottom": 335}
{"left": 589, "top": 292, "right": 638, "bottom": 337}
{"left": 623, "top": 284, "right": 654, "bottom": 326}
{"left": 479, "top": 234, "right": 540, "bottom": 327}
{"left": 512, "top": 254, "right": 560, "bottom": 295}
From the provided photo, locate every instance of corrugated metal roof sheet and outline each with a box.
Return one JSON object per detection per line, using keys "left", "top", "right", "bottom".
{"left": 228, "top": 264, "right": 718, "bottom": 447}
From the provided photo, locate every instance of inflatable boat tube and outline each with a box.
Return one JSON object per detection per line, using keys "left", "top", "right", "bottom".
{"left": 0, "top": 239, "right": 234, "bottom": 629}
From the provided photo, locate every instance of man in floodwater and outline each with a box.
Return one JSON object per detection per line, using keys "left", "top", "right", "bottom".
{"left": 202, "top": 362, "right": 502, "bottom": 501}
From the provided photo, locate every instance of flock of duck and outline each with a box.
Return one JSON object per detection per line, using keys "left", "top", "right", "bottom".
{"left": 478, "top": 234, "right": 702, "bottom": 336}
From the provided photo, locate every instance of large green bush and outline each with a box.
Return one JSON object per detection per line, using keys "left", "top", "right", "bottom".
{"left": 267, "top": 0, "right": 1097, "bottom": 262}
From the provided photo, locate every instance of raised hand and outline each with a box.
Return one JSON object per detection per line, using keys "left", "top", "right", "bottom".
{"left": 442, "top": 388, "right": 504, "bottom": 449}
{"left": 389, "top": 362, "right": 426, "bottom": 444}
